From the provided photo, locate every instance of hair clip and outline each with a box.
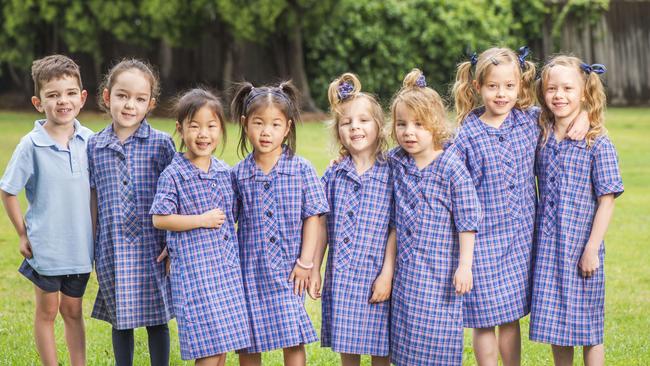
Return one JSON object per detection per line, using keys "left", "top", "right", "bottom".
{"left": 415, "top": 74, "right": 427, "bottom": 88}
{"left": 580, "top": 63, "right": 607, "bottom": 75}
{"left": 518, "top": 46, "right": 530, "bottom": 69}
{"left": 489, "top": 57, "right": 499, "bottom": 65}
{"left": 337, "top": 81, "right": 354, "bottom": 100}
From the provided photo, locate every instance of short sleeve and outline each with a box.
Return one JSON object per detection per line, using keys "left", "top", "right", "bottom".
{"left": 149, "top": 170, "right": 179, "bottom": 215}
{"left": 450, "top": 161, "right": 482, "bottom": 232}
{"left": 87, "top": 137, "right": 96, "bottom": 189}
{"left": 157, "top": 135, "right": 176, "bottom": 173}
{"left": 524, "top": 106, "right": 541, "bottom": 121}
{"left": 301, "top": 160, "right": 329, "bottom": 219}
{"left": 592, "top": 138, "right": 624, "bottom": 198}
{"left": 0, "top": 139, "right": 35, "bottom": 195}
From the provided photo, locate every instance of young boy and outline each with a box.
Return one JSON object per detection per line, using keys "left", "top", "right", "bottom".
{"left": 0, "top": 54, "right": 93, "bottom": 366}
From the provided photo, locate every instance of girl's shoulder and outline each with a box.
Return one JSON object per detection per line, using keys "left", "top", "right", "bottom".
{"left": 590, "top": 134, "right": 617, "bottom": 155}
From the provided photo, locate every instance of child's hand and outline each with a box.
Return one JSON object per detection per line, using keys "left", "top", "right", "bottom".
{"left": 308, "top": 268, "right": 322, "bottom": 300}
{"left": 200, "top": 209, "right": 226, "bottom": 229}
{"left": 289, "top": 264, "right": 311, "bottom": 297}
{"left": 579, "top": 247, "right": 600, "bottom": 277}
{"left": 453, "top": 264, "right": 473, "bottom": 295}
{"left": 566, "top": 110, "right": 590, "bottom": 140}
{"left": 369, "top": 272, "right": 393, "bottom": 303}
{"left": 19, "top": 235, "right": 32, "bottom": 259}
{"left": 156, "top": 247, "right": 171, "bottom": 275}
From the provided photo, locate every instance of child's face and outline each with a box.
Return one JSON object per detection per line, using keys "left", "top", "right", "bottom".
{"left": 31, "top": 75, "right": 87, "bottom": 127}
{"left": 338, "top": 98, "right": 379, "bottom": 157}
{"left": 543, "top": 65, "right": 584, "bottom": 121}
{"left": 476, "top": 63, "right": 519, "bottom": 121}
{"left": 394, "top": 102, "right": 435, "bottom": 157}
{"left": 102, "top": 69, "right": 155, "bottom": 131}
{"left": 244, "top": 104, "right": 291, "bottom": 156}
{"left": 177, "top": 106, "right": 222, "bottom": 161}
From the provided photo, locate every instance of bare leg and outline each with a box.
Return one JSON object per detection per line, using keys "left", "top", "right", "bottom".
{"left": 473, "top": 327, "right": 498, "bottom": 366}
{"left": 33, "top": 286, "right": 60, "bottom": 366}
{"left": 497, "top": 320, "right": 521, "bottom": 366}
{"left": 583, "top": 344, "right": 604, "bottom": 366}
{"left": 239, "top": 352, "right": 261, "bottom": 366}
{"left": 370, "top": 355, "right": 390, "bottom": 366}
{"left": 341, "top": 353, "right": 360, "bottom": 366}
{"left": 58, "top": 294, "right": 85, "bottom": 366}
{"left": 283, "top": 344, "right": 306, "bottom": 366}
{"left": 551, "top": 345, "right": 573, "bottom": 366}
{"left": 196, "top": 353, "right": 226, "bottom": 366}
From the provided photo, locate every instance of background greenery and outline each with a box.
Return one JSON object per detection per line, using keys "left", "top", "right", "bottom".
{"left": 0, "top": 108, "right": 648, "bottom": 364}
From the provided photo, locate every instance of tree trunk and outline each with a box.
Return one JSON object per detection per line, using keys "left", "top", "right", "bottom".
{"left": 286, "top": 20, "right": 319, "bottom": 112}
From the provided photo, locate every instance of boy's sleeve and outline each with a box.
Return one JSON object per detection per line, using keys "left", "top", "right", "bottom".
{"left": 301, "top": 161, "right": 329, "bottom": 220}
{"left": 592, "top": 138, "right": 624, "bottom": 198}
{"left": 150, "top": 171, "right": 179, "bottom": 215}
{"left": 450, "top": 160, "right": 482, "bottom": 233}
{"left": 0, "top": 139, "right": 35, "bottom": 195}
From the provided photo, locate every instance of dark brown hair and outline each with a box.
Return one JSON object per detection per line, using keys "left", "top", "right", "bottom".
{"left": 31, "top": 54, "right": 82, "bottom": 97}
{"left": 98, "top": 58, "right": 160, "bottom": 113}
{"left": 174, "top": 88, "right": 227, "bottom": 153}
{"left": 230, "top": 81, "right": 300, "bottom": 158}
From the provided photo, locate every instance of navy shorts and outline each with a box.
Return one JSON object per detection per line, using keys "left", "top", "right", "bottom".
{"left": 19, "top": 260, "right": 90, "bottom": 298}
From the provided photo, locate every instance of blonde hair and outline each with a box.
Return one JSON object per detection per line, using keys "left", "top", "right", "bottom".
{"left": 536, "top": 55, "right": 607, "bottom": 147}
{"left": 451, "top": 47, "right": 536, "bottom": 125}
{"left": 390, "top": 68, "right": 452, "bottom": 149}
{"left": 327, "top": 73, "right": 388, "bottom": 159}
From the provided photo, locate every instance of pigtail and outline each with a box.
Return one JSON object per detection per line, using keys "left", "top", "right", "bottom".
{"left": 231, "top": 82, "right": 255, "bottom": 158}
{"left": 451, "top": 62, "right": 476, "bottom": 125}
{"left": 518, "top": 60, "right": 537, "bottom": 109}
{"left": 535, "top": 75, "right": 554, "bottom": 145}
{"left": 276, "top": 81, "right": 300, "bottom": 156}
{"left": 584, "top": 72, "right": 607, "bottom": 146}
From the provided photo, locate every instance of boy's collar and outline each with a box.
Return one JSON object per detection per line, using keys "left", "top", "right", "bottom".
{"left": 30, "top": 119, "right": 87, "bottom": 147}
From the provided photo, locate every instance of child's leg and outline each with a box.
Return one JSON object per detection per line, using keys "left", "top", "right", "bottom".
{"left": 33, "top": 286, "right": 60, "bottom": 366}
{"left": 196, "top": 353, "right": 226, "bottom": 366}
{"left": 497, "top": 320, "right": 521, "bottom": 366}
{"left": 146, "top": 324, "right": 170, "bottom": 366}
{"left": 58, "top": 294, "right": 85, "bottom": 366}
{"left": 239, "top": 352, "right": 261, "bottom": 366}
{"left": 370, "top": 355, "right": 390, "bottom": 366}
{"left": 112, "top": 327, "right": 134, "bottom": 366}
{"left": 340, "top": 353, "right": 360, "bottom": 366}
{"left": 283, "top": 344, "right": 306, "bottom": 366}
{"left": 551, "top": 345, "right": 573, "bottom": 366}
{"left": 472, "top": 327, "right": 498, "bottom": 366}
{"left": 583, "top": 344, "right": 604, "bottom": 366}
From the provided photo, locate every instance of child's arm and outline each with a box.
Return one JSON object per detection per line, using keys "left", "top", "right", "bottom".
{"left": 579, "top": 194, "right": 615, "bottom": 277}
{"left": 308, "top": 215, "right": 328, "bottom": 300}
{"left": 370, "top": 227, "right": 397, "bottom": 303}
{"left": 0, "top": 191, "right": 32, "bottom": 258}
{"left": 90, "top": 189, "right": 98, "bottom": 238}
{"left": 152, "top": 209, "right": 226, "bottom": 232}
{"left": 290, "top": 215, "right": 320, "bottom": 296}
{"left": 454, "top": 231, "right": 476, "bottom": 295}
{"left": 566, "top": 110, "right": 590, "bottom": 140}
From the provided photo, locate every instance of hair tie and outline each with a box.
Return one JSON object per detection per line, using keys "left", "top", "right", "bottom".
{"left": 518, "top": 46, "right": 530, "bottom": 69}
{"left": 580, "top": 63, "right": 607, "bottom": 75}
{"left": 337, "top": 81, "right": 354, "bottom": 100}
{"left": 415, "top": 74, "right": 427, "bottom": 88}
{"left": 469, "top": 52, "right": 478, "bottom": 66}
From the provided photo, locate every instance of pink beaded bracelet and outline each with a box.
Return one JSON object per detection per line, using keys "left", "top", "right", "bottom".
{"left": 296, "top": 258, "right": 314, "bottom": 270}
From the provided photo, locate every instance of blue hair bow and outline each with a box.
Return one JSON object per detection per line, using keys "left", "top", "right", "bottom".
{"left": 415, "top": 74, "right": 427, "bottom": 87}
{"left": 518, "top": 46, "right": 530, "bottom": 69}
{"left": 580, "top": 63, "right": 607, "bottom": 75}
{"left": 337, "top": 81, "right": 354, "bottom": 100}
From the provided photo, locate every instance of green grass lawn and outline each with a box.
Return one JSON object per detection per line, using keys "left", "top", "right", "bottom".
{"left": 0, "top": 109, "right": 648, "bottom": 365}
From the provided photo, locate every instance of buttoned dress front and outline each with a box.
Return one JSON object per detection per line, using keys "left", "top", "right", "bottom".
{"left": 451, "top": 107, "right": 539, "bottom": 328}
{"left": 389, "top": 148, "right": 481, "bottom": 366}
{"left": 530, "top": 135, "right": 623, "bottom": 346}
{"left": 320, "top": 156, "right": 393, "bottom": 357}
{"left": 88, "top": 121, "right": 175, "bottom": 329}
{"left": 232, "top": 150, "right": 329, "bottom": 353}
{"left": 150, "top": 153, "right": 251, "bottom": 359}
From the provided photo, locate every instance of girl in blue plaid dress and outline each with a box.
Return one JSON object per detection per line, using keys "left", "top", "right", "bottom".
{"left": 530, "top": 56, "right": 623, "bottom": 366}
{"left": 389, "top": 69, "right": 481, "bottom": 366}
{"left": 88, "top": 60, "right": 174, "bottom": 366}
{"left": 230, "top": 81, "right": 329, "bottom": 366}
{"left": 151, "top": 89, "right": 251, "bottom": 364}
{"left": 309, "top": 73, "right": 396, "bottom": 366}
{"left": 451, "top": 47, "right": 589, "bottom": 366}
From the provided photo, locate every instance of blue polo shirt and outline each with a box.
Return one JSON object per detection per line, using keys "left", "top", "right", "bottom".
{"left": 0, "top": 120, "right": 94, "bottom": 275}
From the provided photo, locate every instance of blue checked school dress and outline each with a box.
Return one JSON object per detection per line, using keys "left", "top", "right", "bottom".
{"left": 389, "top": 147, "right": 481, "bottom": 366}
{"left": 88, "top": 120, "right": 175, "bottom": 329}
{"left": 232, "top": 148, "right": 329, "bottom": 353}
{"left": 530, "top": 135, "right": 623, "bottom": 346}
{"left": 150, "top": 153, "right": 251, "bottom": 359}
{"left": 450, "top": 107, "right": 539, "bottom": 328}
{"left": 320, "top": 156, "right": 393, "bottom": 357}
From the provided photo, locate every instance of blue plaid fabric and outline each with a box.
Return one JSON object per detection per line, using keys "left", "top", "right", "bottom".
{"left": 232, "top": 148, "right": 329, "bottom": 353}
{"left": 320, "top": 156, "right": 393, "bottom": 357}
{"left": 88, "top": 120, "right": 175, "bottom": 329}
{"left": 450, "top": 107, "right": 539, "bottom": 328}
{"left": 529, "top": 135, "right": 623, "bottom": 346}
{"left": 150, "top": 153, "right": 251, "bottom": 360}
{"left": 388, "top": 147, "right": 481, "bottom": 366}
